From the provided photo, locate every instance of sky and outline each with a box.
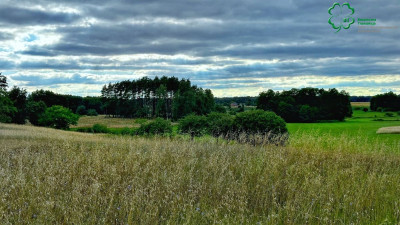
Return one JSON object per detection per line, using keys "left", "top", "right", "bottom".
{"left": 1, "top": 0, "right": 399, "bottom": 97}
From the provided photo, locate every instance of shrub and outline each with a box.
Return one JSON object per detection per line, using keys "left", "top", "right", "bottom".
{"left": 237, "top": 104, "right": 245, "bottom": 112}
{"left": 385, "top": 112, "right": 394, "bottom": 117}
{"left": 26, "top": 101, "right": 46, "bottom": 125}
{"left": 363, "top": 108, "right": 368, "bottom": 112}
{"left": 119, "top": 127, "right": 133, "bottom": 135}
{"left": 87, "top": 109, "right": 98, "bottom": 116}
{"left": 135, "top": 118, "right": 147, "bottom": 125}
{"left": 38, "top": 105, "right": 79, "bottom": 129}
{"left": 234, "top": 110, "right": 287, "bottom": 135}
{"left": 234, "top": 110, "right": 288, "bottom": 145}
{"left": 76, "top": 127, "right": 92, "bottom": 133}
{"left": 214, "top": 104, "right": 227, "bottom": 113}
{"left": 76, "top": 105, "right": 87, "bottom": 115}
{"left": 206, "top": 112, "right": 234, "bottom": 137}
{"left": 178, "top": 114, "right": 208, "bottom": 138}
{"left": 92, "top": 124, "right": 109, "bottom": 133}
{"left": 136, "top": 118, "right": 172, "bottom": 136}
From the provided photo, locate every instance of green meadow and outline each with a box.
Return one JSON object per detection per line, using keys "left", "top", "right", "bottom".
{"left": 288, "top": 103, "right": 400, "bottom": 153}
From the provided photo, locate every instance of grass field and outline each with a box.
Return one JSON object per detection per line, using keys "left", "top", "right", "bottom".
{"left": 350, "top": 102, "right": 370, "bottom": 107}
{"left": 2, "top": 123, "right": 400, "bottom": 224}
{"left": 2, "top": 103, "right": 400, "bottom": 224}
{"left": 72, "top": 104, "right": 400, "bottom": 153}
{"left": 71, "top": 115, "right": 144, "bottom": 128}
{"left": 288, "top": 103, "right": 400, "bottom": 153}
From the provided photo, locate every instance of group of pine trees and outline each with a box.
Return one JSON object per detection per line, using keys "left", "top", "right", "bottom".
{"left": 100, "top": 76, "right": 214, "bottom": 120}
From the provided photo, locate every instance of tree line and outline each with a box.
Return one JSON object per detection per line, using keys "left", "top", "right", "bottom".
{"left": 256, "top": 88, "right": 352, "bottom": 122}
{"left": 214, "top": 96, "right": 257, "bottom": 106}
{"left": 0, "top": 74, "right": 79, "bottom": 128}
{"left": 1, "top": 71, "right": 366, "bottom": 130}
{"left": 350, "top": 96, "right": 372, "bottom": 102}
{"left": 370, "top": 91, "right": 400, "bottom": 112}
{"left": 0, "top": 74, "right": 216, "bottom": 127}
{"left": 100, "top": 76, "right": 214, "bottom": 120}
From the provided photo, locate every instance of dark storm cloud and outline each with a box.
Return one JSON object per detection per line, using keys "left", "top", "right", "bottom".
{"left": 0, "top": 6, "right": 80, "bottom": 25}
{"left": 12, "top": 74, "right": 101, "bottom": 86}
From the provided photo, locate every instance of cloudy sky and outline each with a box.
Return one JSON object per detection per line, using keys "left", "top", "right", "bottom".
{"left": 1, "top": 0, "right": 399, "bottom": 97}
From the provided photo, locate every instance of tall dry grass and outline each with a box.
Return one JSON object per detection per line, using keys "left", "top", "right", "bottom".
{"left": 1, "top": 123, "right": 400, "bottom": 224}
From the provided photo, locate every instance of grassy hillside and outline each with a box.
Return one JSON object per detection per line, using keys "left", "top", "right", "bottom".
{"left": 1, "top": 123, "right": 400, "bottom": 224}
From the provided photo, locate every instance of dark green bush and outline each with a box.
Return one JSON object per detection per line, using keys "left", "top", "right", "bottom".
{"left": 92, "top": 124, "right": 109, "bottom": 133}
{"left": 136, "top": 118, "right": 172, "bottom": 136}
{"left": 206, "top": 112, "right": 234, "bottom": 137}
{"left": 87, "top": 109, "right": 98, "bottom": 116}
{"left": 234, "top": 110, "right": 287, "bottom": 135}
{"left": 363, "top": 108, "right": 368, "bottom": 112}
{"left": 76, "top": 105, "right": 87, "bottom": 115}
{"left": 76, "top": 127, "right": 92, "bottom": 133}
{"left": 38, "top": 105, "right": 79, "bottom": 129}
{"left": 178, "top": 114, "right": 208, "bottom": 138}
{"left": 26, "top": 100, "right": 46, "bottom": 125}
{"left": 385, "top": 112, "right": 394, "bottom": 117}
{"left": 233, "top": 110, "right": 288, "bottom": 145}
{"left": 214, "top": 104, "right": 227, "bottom": 113}
{"left": 119, "top": 127, "right": 133, "bottom": 135}
{"left": 135, "top": 118, "right": 147, "bottom": 125}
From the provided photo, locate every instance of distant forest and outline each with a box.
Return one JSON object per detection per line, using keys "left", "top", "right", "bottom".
{"left": 215, "top": 96, "right": 371, "bottom": 107}
{"left": 370, "top": 92, "right": 400, "bottom": 111}
{"left": 350, "top": 96, "right": 372, "bottom": 102}
{"left": 214, "top": 97, "right": 257, "bottom": 106}
{"left": 256, "top": 88, "right": 352, "bottom": 122}
{"left": 2, "top": 72, "right": 396, "bottom": 126}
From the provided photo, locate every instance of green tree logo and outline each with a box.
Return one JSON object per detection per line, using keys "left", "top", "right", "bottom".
{"left": 328, "top": 2, "right": 355, "bottom": 32}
